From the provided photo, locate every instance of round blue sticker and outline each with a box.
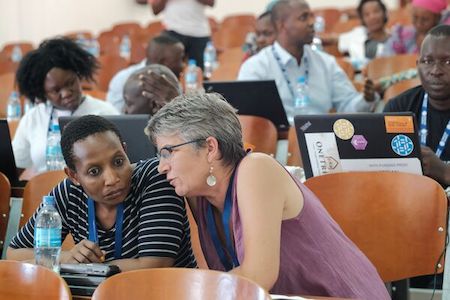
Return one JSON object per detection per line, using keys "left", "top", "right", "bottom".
{"left": 391, "top": 134, "right": 414, "bottom": 156}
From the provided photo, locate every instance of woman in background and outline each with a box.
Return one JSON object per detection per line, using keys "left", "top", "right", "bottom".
{"left": 13, "top": 38, "right": 118, "bottom": 176}
{"left": 338, "top": 0, "right": 390, "bottom": 68}
{"left": 382, "top": 0, "right": 446, "bottom": 55}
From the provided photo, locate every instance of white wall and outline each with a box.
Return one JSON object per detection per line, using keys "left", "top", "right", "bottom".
{"left": 0, "top": 0, "right": 398, "bottom": 48}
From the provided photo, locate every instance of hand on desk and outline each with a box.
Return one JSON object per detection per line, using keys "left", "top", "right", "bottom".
{"left": 421, "top": 146, "right": 450, "bottom": 186}
{"left": 60, "top": 239, "right": 105, "bottom": 264}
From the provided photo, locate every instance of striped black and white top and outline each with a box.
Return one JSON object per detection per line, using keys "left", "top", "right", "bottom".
{"left": 10, "top": 158, "right": 197, "bottom": 268}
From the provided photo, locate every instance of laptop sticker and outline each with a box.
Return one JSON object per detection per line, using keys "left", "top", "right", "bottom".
{"left": 305, "top": 132, "right": 343, "bottom": 176}
{"left": 333, "top": 119, "right": 354, "bottom": 140}
{"left": 299, "top": 121, "right": 312, "bottom": 132}
{"left": 351, "top": 135, "right": 368, "bottom": 150}
{"left": 384, "top": 116, "right": 414, "bottom": 133}
{"left": 391, "top": 134, "right": 414, "bottom": 156}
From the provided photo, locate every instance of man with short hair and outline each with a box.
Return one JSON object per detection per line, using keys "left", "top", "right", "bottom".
{"left": 384, "top": 24, "right": 450, "bottom": 187}
{"left": 106, "top": 34, "right": 185, "bottom": 112}
{"left": 384, "top": 24, "right": 450, "bottom": 294}
{"left": 238, "top": 0, "right": 378, "bottom": 123}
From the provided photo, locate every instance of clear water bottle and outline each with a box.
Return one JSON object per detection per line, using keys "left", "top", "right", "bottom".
{"left": 46, "top": 124, "right": 65, "bottom": 171}
{"left": 6, "top": 91, "right": 21, "bottom": 121}
{"left": 185, "top": 59, "right": 199, "bottom": 92}
{"left": 314, "top": 15, "right": 326, "bottom": 34}
{"left": 293, "top": 76, "right": 322, "bottom": 119}
{"left": 311, "top": 15, "right": 325, "bottom": 51}
{"left": 203, "top": 41, "right": 217, "bottom": 80}
{"left": 23, "top": 98, "right": 33, "bottom": 115}
{"left": 88, "top": 38, "right": 100, "bottom": 57}
{"left": 119, "top": 35, "right": 131, "bottom": 60}
{"left": 34, "top": 195, "right": 62, "bottom": 274}
{"left": 76, "top": 34, "right": 88, "bottom": 51}
{"left": 11, "top": 45, "right": 23, "bottom": 63}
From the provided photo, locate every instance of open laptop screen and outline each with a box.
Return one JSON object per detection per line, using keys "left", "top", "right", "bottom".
{"left": 294, "top": 113, "right": 423, "bottom": 179}
{"left": 0, "top": 119, "right": 24, "bottom": 186}
{"left": 204, "top": 80, "right": 290, "bottom": 132}
{"left": 59, "top": 115, "right": 156, "bottom": 163}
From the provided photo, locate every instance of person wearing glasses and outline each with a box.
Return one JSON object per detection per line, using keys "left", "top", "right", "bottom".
{"left": 145, "top": 92, "right": 390, "bottom": 299}
{"left": 13, "top": 38, "right": 118, "bottom": 177}
{"left": 7, "top": 115, "right": 197, "bottom": 272}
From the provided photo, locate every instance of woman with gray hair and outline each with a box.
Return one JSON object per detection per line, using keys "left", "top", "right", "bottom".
{"left": 145, "top": 93, "right": 389, "bottom": 299}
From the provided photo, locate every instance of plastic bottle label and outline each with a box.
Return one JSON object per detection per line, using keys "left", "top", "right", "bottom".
{"left": 35, "top": 228, "right": 61, "bottom": 247}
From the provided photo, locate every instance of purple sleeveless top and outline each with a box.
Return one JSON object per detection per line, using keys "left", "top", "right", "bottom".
{"left": 194, "top": 164, "right": 390, "bottom": 299}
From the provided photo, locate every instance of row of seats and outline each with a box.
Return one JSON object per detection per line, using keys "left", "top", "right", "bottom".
{"left": 0, "top": 261, "right": 271, "bottom": 299}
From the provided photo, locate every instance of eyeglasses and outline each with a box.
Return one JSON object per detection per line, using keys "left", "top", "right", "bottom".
{"left": 157, "top": 139, "right": 204, "bottom": 160}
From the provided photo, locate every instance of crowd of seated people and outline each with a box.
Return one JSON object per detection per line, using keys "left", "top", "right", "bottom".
{"left": 2, "top": 0, "right": 450, "bottom": 298}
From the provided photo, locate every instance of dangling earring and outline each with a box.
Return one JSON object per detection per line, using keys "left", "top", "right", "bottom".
{"left": 206, "top": 166, "right": 217, "bottom": 187}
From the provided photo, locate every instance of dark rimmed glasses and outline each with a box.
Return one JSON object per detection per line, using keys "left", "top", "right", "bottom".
{"left": 157, "top": 139, "right": 204, "bottom": 160}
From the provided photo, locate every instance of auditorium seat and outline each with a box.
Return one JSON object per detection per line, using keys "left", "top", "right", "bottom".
{"left": 0, "top": 260, "right": 71, "bottom": 299}
{"left": 92, "top": 268, "right": 271, "bottom": 300}
{"left": 305, "top": 172, "right": 447, "bottom": 283}
{"left": 238, "top": 115, "right": 278, "bottom": 156}
{"left": 363, "top": 53, "right": 417, "bottom": 81}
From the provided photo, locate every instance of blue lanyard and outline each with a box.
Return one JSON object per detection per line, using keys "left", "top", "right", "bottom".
{"left": 420, "top": 93, "right": 450, "bottom": 158}
{"left": 206, "top": 170, "right": 239, "bottom": 271}
{"left": 88, "top": 198, "right": 124, "bottom": 259}
{"left": 271, "top": 45, "right": 309, "bottom": 100}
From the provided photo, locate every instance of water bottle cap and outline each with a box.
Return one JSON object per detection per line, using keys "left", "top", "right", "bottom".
{"left": 10, "top": 91, "right": 18, "bottom": 98}
{"left": 51, "top": 124, "right": 60, "bottom": 132}
{"left": 43, "top": 196, "right": 55, "bottom": 206}
{"left": 297, "top": 76, "right": 306, "bottom": 84}
{"left": 188, "top": 59, "right": 197, "bottom": 66}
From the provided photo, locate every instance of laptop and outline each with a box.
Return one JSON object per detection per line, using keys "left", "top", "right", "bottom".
{"left": 204, "top": 80, "right": 290, "bottom": 132}
{"left": 294, "top": 113, "right": 423, "bottom": 179}
{"left": 0, "top": 119, "right": 27, "bottom": 187}
{"left": 59, "top": 115, "right": 156, "bottom": 163}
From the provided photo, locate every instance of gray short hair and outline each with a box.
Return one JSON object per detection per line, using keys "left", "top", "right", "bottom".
{"left": 145, "top": 92, "right": 246, "bottom": 167}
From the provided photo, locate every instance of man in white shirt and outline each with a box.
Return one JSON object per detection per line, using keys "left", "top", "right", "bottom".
{"left": 106, "top": 34, "right": 185, "bottom": 112}
{"left": 149, "top": 0, "right": 214, "bottom": 70}
{"left": 238, "top": 0, "right": 377, "bottom": 124}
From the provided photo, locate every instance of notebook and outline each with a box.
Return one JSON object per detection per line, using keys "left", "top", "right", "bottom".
{"left": 294, "top": 113, "right": 423, "bottom": 179}
{"left": 0, "top": 119, "right": 26, "bottom": 187}
{"left": 59, "top": 115, "right": 156, "bottom": 163}
{"left": 204, "top": 80, "right": 290, "bottom": 132}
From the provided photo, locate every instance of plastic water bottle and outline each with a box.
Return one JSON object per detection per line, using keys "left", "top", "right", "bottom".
{"left": 293, "top": 76, "right": 322, "bottom": 119}
{"left": 23, "top": 98, "right": 33, "bottom": 115}
{"left": 88, "top": 38, "right": 100, "bottom": 57}
{"left": 34, "top": 196, "right": 62, "bottom": 274}
{"left": 203, "top": 41, "right": 217, "bottom": 80}
{"left": 119, "top": 35, "right": 131, "bottom": 60}
{"left": 11, "top": 45, "right": 23, "bottom": 62}
{"left": 76, "top": 34, "right": 88, "bottom": 51}
{"left": 185, "top": 59, "right": 199, "bottom": 92}
{"left": 46, "top": 124, "right": 65, "bottom": 171}
{"left": 314, "top": 15, "right": 326, "bottom": 33}
{"left": 6, "top": 91, "right": 21, "bottom": 121}
{"left": 311, "top": 15, "right": 325, "bottom": 51}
